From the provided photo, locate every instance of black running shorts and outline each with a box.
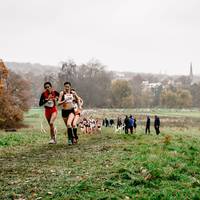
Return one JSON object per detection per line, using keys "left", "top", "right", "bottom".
{"left": 62, "top": 109, "right": 74, "bottom": 118}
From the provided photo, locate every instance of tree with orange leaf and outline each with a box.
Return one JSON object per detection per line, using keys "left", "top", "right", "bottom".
{"left": 0, "top": 60, "right": 31, "bottom": 128}
{"left": 0, "top": 59, "right": 9, "bottom": 94}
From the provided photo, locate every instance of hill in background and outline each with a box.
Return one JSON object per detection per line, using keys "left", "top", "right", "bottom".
{"left": 6, "top": 62, "right": 59, "bottom": 75}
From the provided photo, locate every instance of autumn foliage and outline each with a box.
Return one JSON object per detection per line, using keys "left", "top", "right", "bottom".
{"left": 0, "top": 91, "right": 24, "bottom": 128}
{"left": 0, "top": 62, "right": 31, "bottom": 129}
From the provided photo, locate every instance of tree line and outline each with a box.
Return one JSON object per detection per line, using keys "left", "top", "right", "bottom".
{"left": 3, "top": 60, "right": 200, "bottom": 114}
{"left": 43, "top": 59, "right": 200, "bottom": 109}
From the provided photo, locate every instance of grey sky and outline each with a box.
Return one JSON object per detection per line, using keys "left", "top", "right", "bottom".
{"left": 1, "top": 0, "right": 200, "bottom": 75}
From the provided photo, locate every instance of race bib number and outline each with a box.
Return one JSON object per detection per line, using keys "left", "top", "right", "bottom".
{"left": 45, "top": 100, "right": 54, "bottom": 108}
{"left": 64, "top": 94, "right": 73, "bottom": 103}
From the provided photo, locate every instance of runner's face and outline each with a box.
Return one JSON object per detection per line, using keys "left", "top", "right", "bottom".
{"left": 64, "top": 84, "right": 71, "bottom": 92}
{"left": 44, "top": 84, "right": 52, "bottom": 92}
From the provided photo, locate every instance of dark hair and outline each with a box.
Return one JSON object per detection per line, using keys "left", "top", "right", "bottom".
{"left": 44, "top": 82, "right": 52, "bottom": 88}
{"left": 64, "top": 82, "right": 71, "bottom": 86}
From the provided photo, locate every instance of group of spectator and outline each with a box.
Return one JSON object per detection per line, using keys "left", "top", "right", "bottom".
{"left": 145, "top": 115, "right": 160, "bottom": 135}
{"left": 123, "top": 115, "right": 137, "bottom": 134}
{"left": 102, "top": 118, "right": 114, "bottom": 127}
{"left": 102, "top": 115, "right": 160, "bottom": 135}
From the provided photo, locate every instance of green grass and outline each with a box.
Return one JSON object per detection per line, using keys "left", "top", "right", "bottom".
{"left": 0, "top": 108, "right": 200, "bottom": 199}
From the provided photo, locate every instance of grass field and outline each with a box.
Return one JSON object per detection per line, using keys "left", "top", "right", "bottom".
{"left": 0, "top": 108, "right": 200, "bottom": 200}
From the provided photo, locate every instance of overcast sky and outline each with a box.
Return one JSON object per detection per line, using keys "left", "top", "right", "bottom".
{"left": 1, "top": 0, "right": 200, "bottom": 75}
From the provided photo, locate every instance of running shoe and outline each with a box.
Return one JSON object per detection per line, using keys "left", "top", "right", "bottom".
{"left": 68, "top": 140, "right": 72, "bottom": 145}
{"left": 73, "top": 138, "right": 77, "bottom": 144}
{"left": 49, "top": 139, "right": 56, "bottom": 144}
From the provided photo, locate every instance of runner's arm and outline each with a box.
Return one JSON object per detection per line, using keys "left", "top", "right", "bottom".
{"left": 71, "top": 90, "right": 83, "bottom": 107}
{"left": 58, "top": 91, "right": 65, "bottom": 105}
{"left": 39, "top": 93, "right": 48, "bottom": 106}
{"left": 55, "top": 91, "right": 60, "bottom": 100}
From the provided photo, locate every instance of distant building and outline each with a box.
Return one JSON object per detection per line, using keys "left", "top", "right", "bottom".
{"left": 112, "top": 71, "right": 130, "bottom": 81}
{"left": 189, "top": 62, "right": 193, "bottom": 81}
{"left": 115, "top": 72, "right": 125, "bottom": 79}
{"left": 142, "top": 81, "right": 162, "bottom": 91}
{"left": 189, "top": 62, "right": 200, "bottom": 85}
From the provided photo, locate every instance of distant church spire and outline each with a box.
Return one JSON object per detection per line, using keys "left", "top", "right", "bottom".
{"left": 189, "top": 62, "right": 193, "bottom": 81}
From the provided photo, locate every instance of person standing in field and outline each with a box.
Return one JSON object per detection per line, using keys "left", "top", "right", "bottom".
{"left": 129, "top": 115, "right": 134, "bottom": 134}
{"left": 110, "top": 119, "right": 114, "bottom": 127}
{"left": 133, "top": 117, "right": 137, "bottom": 133}
{"left": 39, "top": 82, "right": 59, "bottom": 144}
{"left": 145, "top": 115, "right": 151, "bottom": 134}
{"left": 154, "top": 115, "right": 160, "bottom": 135}
{"left": 105, "top": 118, "right": 109, "bottom": 127}
{"left": 71, "top": 88, "right": 83, "bottom": 144}
{"left": 117, "top": 117, "right": 122, "bottom": 129}
{"left": 58, "top": 82, "right": 79, "bottom": 145}
{"left": 124, "top": 115, "right": 130, "bottom": 134}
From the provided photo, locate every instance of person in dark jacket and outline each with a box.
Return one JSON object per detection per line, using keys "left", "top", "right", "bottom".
{"left": 110, "top": 119, "right": 114, "bottom": 126}
{"left": 154, "top": 115, "right": 160, "bottom": 135}
{"left": 145, "top": 115, "right": 150, "bottom": 134}
{"left": 117, "top": 117, "right": 122, "bottom": 129}
{"left": 133, "top": 117, "right": 137, "bottom": 133}
{"left": 124, "top": 115, "right": 130, "bottom": 134}
{"left": 105, "top": 118, "right": 109, "bottom": 127}
{"left": 129, "top": 115, "right": 134, "bottom": 134}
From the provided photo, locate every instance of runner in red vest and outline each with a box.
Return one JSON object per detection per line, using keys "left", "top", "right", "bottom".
{"left": 39, "top": 82, "right": 59, "bottom": 144}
